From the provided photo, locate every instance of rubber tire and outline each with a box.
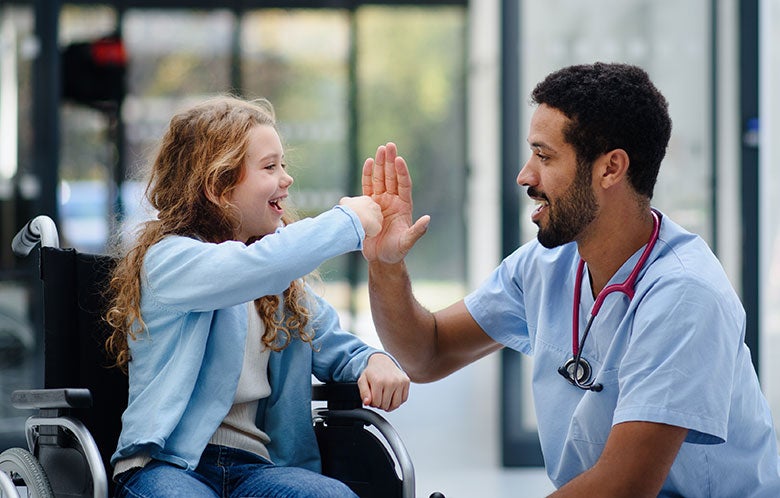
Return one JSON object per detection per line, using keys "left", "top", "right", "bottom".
{"left": 0, "top": 447, "right": 54, "bottom": 498}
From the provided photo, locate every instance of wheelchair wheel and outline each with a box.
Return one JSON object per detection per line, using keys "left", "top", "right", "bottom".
{"left": 0, "top": 447, "right": 54, "bottom": 498}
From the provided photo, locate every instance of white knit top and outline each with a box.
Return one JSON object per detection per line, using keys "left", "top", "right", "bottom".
{"left": 114, "top": 303, "right": 272, "bottom": 477}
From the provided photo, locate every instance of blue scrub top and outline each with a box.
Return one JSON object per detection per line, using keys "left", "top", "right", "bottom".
{"left": 465, "top": 211, "right": 780, "bottom": 497}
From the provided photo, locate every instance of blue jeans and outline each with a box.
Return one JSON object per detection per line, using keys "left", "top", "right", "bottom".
{"left": 113, "top": 444, "right": 359, "bottom": 498}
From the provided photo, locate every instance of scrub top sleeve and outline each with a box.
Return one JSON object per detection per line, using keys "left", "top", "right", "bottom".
{"left": 464, "top": 252, "right": 532, "bottom": 355}
{"left": 614, "top": 277, "right": 741, "bottom": 443}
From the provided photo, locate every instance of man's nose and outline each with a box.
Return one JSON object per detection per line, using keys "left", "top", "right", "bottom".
{"left": 516, "top": 158, "right": 535, "bottom": 186}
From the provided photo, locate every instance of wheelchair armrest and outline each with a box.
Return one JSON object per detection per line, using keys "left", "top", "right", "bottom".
{"left": 311, "top": 382, "right": 362, "bottom": 410}
{"left": 11, "top": 388, "right": 92, "bottom": 411}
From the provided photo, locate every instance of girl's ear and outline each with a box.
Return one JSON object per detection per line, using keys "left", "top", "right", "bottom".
{"left": 204, "top": 185, "right": 221, "bottom": 206}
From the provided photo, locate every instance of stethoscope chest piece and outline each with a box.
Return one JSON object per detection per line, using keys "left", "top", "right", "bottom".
{"left": 559, "top": 209, "right": 661, "bottom": 394}
{"left": 559, "top": 357, "right": 592, "bottom": 385}
{"left": 558, "top": 356, "right": 603, "bottom": 392}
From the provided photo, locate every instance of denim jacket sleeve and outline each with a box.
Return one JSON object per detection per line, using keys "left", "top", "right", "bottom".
{"left": 143, "top": 206, "right": 364, "bottom": 312}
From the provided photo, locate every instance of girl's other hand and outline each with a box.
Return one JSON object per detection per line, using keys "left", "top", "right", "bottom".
{"left": 357, "top": 353, "right": 410, "bottom": 412}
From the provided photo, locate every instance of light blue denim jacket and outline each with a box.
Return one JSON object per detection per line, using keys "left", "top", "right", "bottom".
{"left": 110, "top": 206, "right": 386, "bottom": 472}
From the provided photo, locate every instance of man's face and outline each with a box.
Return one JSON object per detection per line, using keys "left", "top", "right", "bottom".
{"left": 517, "top": 105, "right": 598, "bottom": 248}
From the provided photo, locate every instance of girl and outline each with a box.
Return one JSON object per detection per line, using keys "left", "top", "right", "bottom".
{"left": 104, "top": 95, "right": 409, "bottom": 498}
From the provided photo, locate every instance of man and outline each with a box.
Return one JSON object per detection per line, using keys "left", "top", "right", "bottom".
{"left": 362, "top": 63, "right": 780, "bottom": 497}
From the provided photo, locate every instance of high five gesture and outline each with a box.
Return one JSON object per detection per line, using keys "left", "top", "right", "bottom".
{"left": 361, "top": 142, "right": 430, "bottom": 264}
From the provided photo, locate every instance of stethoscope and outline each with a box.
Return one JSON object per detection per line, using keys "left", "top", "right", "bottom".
{"left": 558, "top": 209, "right": 661, "bottom": 392}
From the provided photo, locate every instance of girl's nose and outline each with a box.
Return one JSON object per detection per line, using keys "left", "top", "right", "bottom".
{"left": 281, "top": 171, "right": 294, "bottom": 188}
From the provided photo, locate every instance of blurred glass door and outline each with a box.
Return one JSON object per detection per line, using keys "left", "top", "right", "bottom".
{"left": 0, "top": 5, "right": 39, "bottom": 448}
{"left": 760, "top": 0, "right": 780, "bottom": 438}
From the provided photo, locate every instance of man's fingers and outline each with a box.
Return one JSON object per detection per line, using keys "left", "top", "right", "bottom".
{"left": 402, "top": 215, "right": 431, "bottom": 251}
{"left": 395, "top": 156, "right": 413, "bottom": 203}
{"left": 362, "top": 158, "right": 374, "bottom": 196}
{"left": 372, "top": 145, "right": 387, "bottom": 195}
{"left": 384, "top": 143, "right": 398, "bottom": 195}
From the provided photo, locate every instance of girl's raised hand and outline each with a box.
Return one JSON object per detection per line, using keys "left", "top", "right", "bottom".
{"left": 339, "top": 195, "right": 383, "bottom": 238}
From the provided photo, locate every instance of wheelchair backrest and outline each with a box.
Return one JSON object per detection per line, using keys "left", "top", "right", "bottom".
{"left": 39, "top": 246, "right": 127, "bottom": 474}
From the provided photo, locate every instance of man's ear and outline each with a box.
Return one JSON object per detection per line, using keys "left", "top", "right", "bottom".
{"left": 597, "top": 149, "right": 630, "bottom": 190}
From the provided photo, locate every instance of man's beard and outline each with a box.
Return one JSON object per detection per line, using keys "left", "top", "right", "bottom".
{"left": 530, "top": 164, "right": 598, "bottom": 249}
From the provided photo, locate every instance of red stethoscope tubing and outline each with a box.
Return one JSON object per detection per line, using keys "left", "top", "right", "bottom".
{"left": 571, "top": 210, "right": 661, "bottom": 357}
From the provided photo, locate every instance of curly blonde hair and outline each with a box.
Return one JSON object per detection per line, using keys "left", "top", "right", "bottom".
{"left": 105, "top": 96, "right": 313, "bottom": 371}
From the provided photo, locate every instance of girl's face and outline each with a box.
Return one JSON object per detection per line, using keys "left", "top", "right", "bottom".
{"left": 228, "top": 124, "right": 293, "bottom": 242}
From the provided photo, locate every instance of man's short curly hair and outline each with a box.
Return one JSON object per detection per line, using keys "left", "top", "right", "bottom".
{"left": 531, "top": 62, "right": 672, "bottom": 199}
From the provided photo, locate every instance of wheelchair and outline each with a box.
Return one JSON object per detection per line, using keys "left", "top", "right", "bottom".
{"left": 0, "top": 215, "right": 437, "bottom": 498}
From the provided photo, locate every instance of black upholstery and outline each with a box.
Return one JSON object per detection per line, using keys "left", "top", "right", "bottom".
{"left": 313, "top": 383, "right": 404, "bottom": 497}
{"left": 38, "top": 247, "right": 126, "bottom": 495}
{"left": 316, "top": 416, "right": 403, "bottom": 498}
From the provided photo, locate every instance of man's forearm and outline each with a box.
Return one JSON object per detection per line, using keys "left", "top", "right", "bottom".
{"left": 368, "top": 260, "right": 437, "bottom": 382}
{"left": 549, "top": 421, "right": 686, "bottom": 498}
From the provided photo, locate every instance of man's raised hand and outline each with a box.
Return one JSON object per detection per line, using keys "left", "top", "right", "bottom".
{"left": 361, "top": 142, "right": 430, "bottom": 264}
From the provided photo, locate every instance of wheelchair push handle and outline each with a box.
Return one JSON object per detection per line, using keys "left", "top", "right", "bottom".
{"left": 12, "top": 215, "right": 59, "bottom": 256}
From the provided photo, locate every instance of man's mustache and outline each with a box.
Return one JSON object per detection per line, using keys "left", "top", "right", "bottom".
{"left": 526, "top": 186, "right": 548, "bottom": 202}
